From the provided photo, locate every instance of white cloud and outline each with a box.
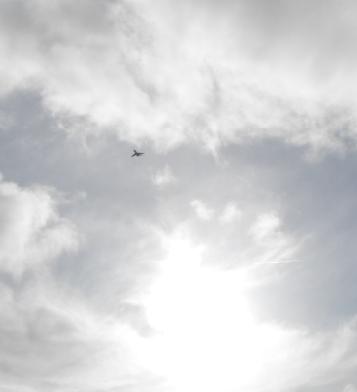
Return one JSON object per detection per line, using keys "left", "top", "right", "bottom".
{"left": 244, "top": 211, "right": 301, "bottom": 267}
{"left": 0, "top": 177, "right": 78, "bottom": 276}
{"left": 0, "top": 1, "right": 357, "bottom": 153}
{"left": 136, "top": 228, "right": 357, "bottom": 392}
{"left": 152, "top": 165, "right": 176, "bottom": 187}
{"left": 190, "top": 199, "right": 214, "bottom": 221}
{"left": 219, "top": 202, "right": 241, "bottom": 224}
{"left": 250, "top": 212, "right": 281, "bottom": 241}
{"left": 3, "top": 2, "right": 357, "bottom": 391}
{"left": 0, "top": 177, "right": 155, "bottom": 391}
{"left": 0, "top": 278, "right": 151, "bottom": 392}
{"left": 344, "top": 385, "right": 357, "bottom": 392}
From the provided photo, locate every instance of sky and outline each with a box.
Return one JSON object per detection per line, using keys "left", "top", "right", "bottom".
{"left": 1, "top": 1, "right": 357, "bottom": 391}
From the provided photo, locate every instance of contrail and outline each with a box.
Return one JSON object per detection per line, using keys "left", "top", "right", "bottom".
{"left": 253, "top": 259, "right": 301, "bottom": 266}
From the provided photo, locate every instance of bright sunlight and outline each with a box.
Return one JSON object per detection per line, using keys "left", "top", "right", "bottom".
{"left": 140, "top": 228, "right": 290, "bottom": 392}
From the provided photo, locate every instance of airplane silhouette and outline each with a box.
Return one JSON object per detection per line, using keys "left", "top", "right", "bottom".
{"left": 131, "top": 149, "right": 144, "bottom": 157}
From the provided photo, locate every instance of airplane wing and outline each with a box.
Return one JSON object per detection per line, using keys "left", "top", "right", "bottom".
{"left": 131, "top": 149, "right": 144, "bottom": 157}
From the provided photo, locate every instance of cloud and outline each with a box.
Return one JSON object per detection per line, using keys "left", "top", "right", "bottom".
{"left": 135, "top": 227, "right": 357, "bottom": 392}
{"left": 0, "top": 176, "right": 78, "bottom": 276}
{"left": 0, "top": 0, "right": 357, "bottom": 153}
{"left": 2, "top": 2, "right": 357, "bottom": 391}
{"left": 249, "top": 212, "right": 281, "bottom": 241}
{"left": 219, "top": 202, "right": 241, "bottom": 224}
{"left": 344, "top": 385, "right": 357, "bottom": 392}
{"left": 152, "top": 165, "right": 176, "bottom": 187}
{"left": 0, "top": 161, "right": 355, "bottom": 392}
{"left": 0, "top": 175, "right": 159, "bottom": 392}
{"left": 0, "top": 279, "right": 151, "bottom": 392}
{"left": 190, "top": 199, "right": 214, "bottom": 221}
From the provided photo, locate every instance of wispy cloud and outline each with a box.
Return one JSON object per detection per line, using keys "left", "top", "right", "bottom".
{"left": 190, "top": 199, "right": 214, "bottom": 221}
{"left": 219, "top": 202, "right": 241, "bottom": 224}
{"left": 0, "top": 176, "right": 78, "bottom": 277}
{"left": 1, "top": 1, "right": 357, "bottom": 392}
{"left": 152, "top": 165, "right": 176, "bottom": 187}
{"left": 0, "top": 1, "right": 356, "bottom": 153}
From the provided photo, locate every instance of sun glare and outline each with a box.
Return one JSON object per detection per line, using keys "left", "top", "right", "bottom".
{"left": 141, "top": 229, "right": 287, "bottom": 392}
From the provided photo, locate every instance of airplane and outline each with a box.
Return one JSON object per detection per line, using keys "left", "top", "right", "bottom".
{"left": 131, "top": 149, "right": 144, "bottom": 157}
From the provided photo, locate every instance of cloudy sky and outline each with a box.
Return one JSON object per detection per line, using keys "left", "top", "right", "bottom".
{"left": 2, "top": 1, "right": 357, "bottom": 391}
